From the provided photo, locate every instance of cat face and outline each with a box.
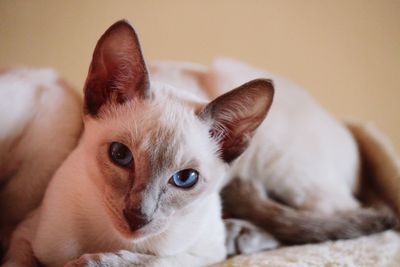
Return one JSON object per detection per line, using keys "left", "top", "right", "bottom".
{"left": 82, "top": 90, "right": 227, "bottom": 239}
{"left": 81, "top": 20, "right": 274, "bottom": 240}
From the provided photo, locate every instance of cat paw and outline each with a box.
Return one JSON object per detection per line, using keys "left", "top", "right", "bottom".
{"left": 64, "top": 251, "right": 151, "bottom": 267}
{"left": 221, "top": 179, "right": 266, "bottom": 218}
{"left": 225, "top": 218, "right": 279, "bottom": 256}
{"left": 64, "top": 254, "right": 101, "bottom": 267}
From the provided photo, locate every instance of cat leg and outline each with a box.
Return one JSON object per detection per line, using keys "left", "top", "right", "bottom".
{"left": 64, "top": 251, "right": 152, "bottom": 267}
{"left": 222, "top": 179, "right": 280, "bottom": 254}
{"left": 300, "top": 188, "right": 360, "bottom": 215}
{"left": 263, "top": 177, "right": 360, "bottom": 216}
{"left": 65, "top": 250, "right": 224, "bottom": 267}
{"left": 224, "top": 218, "right": 279, "bottom": 256}
{"left": 0, "top": 69, "right": 82, "bottom": 236}
{"left": 1, "top": 214, "right": 38, "bottom": 267}
{"left": 65, "top": 209, "right": 227, "bottom": 267}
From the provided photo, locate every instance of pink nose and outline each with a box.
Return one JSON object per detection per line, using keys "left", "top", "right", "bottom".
{"left": 123, "top": 208, "right": 150, "bottom": 231}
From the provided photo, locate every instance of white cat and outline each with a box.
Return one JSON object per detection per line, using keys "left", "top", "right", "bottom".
{"left": 2, "top": 20, "right": 396, "bottom": 267}
{"left": 151, "top": 58, "right": 397, "bottom": 247}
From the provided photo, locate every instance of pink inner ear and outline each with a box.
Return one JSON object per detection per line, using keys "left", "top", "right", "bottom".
{"left": 83, "top": 20, "right": 149, "bottom": 116}
{"left": 202, "top": 79, "right": 274, "bottom": 163}
{"left": 210, "top": 112, "right": 262, "bottom": 163}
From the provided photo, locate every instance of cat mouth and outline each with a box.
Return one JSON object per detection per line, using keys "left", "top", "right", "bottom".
{"left": 103, "top": 194, "right": 157, "bottom": 239}
{"left": 123, "top": 208, "right": 152, "bottom": 232}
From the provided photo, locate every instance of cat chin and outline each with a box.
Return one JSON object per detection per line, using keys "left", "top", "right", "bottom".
{"left": 106, "top": 205, "right": 170, "bottom": 242}
{"left": 114, "top": 221, "right": 170, "bottom": 244}
{"left": 101, "top": 194, "right": 168, "bottom": 242}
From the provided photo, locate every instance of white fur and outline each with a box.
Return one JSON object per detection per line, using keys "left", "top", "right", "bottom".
{"left": 3, "top": 79, "right": 227, "bottom": 266}
{"left": 211, "top": 59, "right": 360, "bottom": 214}
{"left": 31, "top": 149, "right": 225, "bottom": 266}
{"left": 3, "top": 58, "right": 361, "bottom": 266}
{"left": 0, "top": 69, "right": 82, "bottom": 243}
{"left": 151, "top": 59, "right": 361, "bottom": 214}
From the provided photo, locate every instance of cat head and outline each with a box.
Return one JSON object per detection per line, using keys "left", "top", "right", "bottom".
{"left": 81, "top": 20, "right": 274, "bottom": 240}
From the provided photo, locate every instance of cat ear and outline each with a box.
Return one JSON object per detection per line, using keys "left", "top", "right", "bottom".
{"left": 83, "top": 20, "right": 149, "bottom": 116}
{"left": 200, "top": 79, "right": 274, "bottom": 163}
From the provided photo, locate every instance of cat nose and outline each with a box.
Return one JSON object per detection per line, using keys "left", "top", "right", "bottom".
{"left": 123, "top": 208, "right": 150, "bottom": 232}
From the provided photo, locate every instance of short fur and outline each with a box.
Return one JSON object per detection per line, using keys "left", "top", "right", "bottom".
{"left": 0, "top": 68, "right": 82, "bottom": 255}
{"left": 2, "top": 20, "right": 397, "bottom": 266}
{"left": 152, "top": 58, "right": 398, "bottom": 250}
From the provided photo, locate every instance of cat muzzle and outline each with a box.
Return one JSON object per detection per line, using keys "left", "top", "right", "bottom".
{"left": 123, "top": 208, "right": 151, "bottom": 232}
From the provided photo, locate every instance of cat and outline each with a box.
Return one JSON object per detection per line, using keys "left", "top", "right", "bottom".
{"left": 2, "top": 19, "right": 397, "bottom": 267}
{"left": 0, "top": 68, "right": 82, "bottom": 256}
{"left": 2, "top": 21, "right": 233, "bottom": 267}
{"left": 150, "top": 58, "right": 399, "bottom": 251}
{"left": 197, "top": 58, "right": 399, "bottom": 247}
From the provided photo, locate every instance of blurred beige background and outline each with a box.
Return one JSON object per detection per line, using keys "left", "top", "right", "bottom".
{"left": 1, "top": 0, "right": 399, "bottom": 150}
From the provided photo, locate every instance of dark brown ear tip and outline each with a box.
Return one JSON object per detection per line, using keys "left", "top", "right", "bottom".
{"left": 111, "top": 19, "right": 133, "bottom": 29}
{"left": 106, "top": 19, "right": 136, "bottom": 34}
{"left": 248, "top": 78, "right": 275, "bottom": 97}
{"left": 99, "top": 20, "right": 141, "bottom": 45}
{"left": 252, "top": 78, "right": 274, "bottom": 88}
{"left": 117, "top": 19, "right": 133, "bottom": 26}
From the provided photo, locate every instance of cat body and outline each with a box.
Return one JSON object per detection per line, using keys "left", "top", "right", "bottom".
{"left": 26, "top": 83, "right": 227, "bottom": 266}
{"left": 151, "top": 60, "right": 396, "bottom": 249}
{"left": 0, "top": 69, "right": 82, "bottom": 252}
{"left": 151, "top": 59, "right": 360, "bottom": 214}
{"left": 2, "top": 20, "right": 396, "bottom": 267}
{"left": 3, "top": 22, "right": 235, "bottom": 267}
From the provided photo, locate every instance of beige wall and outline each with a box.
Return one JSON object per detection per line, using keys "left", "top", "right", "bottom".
{"left": 1, "top": 0, "right": 399, "bottom": 151}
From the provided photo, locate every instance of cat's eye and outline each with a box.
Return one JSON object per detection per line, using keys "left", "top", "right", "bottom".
{"left": 109, "top": 142, "right": 133, "bottom": 167}
{"left": 169, "top": 169, "right": 199, "bottom": 189}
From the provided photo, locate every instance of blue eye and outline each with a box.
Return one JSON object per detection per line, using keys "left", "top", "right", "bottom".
{"left": 109, "top": 142, "right": 133, "bottom": 167}
{"left": 169, "top": 169, "right": 199, "bottom": 189}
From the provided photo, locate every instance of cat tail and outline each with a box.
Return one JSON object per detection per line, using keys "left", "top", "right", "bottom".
{"left": 245, "top": 194, "right": 397, "bottom": 245}
{"left": 347, "top": 121, "right": 400, "bottom": 214}
{"left": 222, "top": 181, "right": 398, "bottom": 245}
{"left": 222, "top": 122, "right": 399, "bottom": 244}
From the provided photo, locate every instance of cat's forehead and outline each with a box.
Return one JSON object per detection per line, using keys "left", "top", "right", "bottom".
{"left": 140, "top": 103, "right": 208, "bottom": 171}
{"left": 96, "top": 91, "right": 216, "bottom": 170}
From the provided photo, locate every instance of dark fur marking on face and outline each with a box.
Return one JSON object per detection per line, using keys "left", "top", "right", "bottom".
{"left": 96, "top": 145, "right": 132, "bottom": 195}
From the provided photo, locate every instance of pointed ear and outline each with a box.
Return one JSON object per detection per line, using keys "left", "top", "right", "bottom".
{"left": 200, "top": 79, "right": 274, "bottom": 163}
{"left": 83, "top": 20, "right": 149, "bottom": 116}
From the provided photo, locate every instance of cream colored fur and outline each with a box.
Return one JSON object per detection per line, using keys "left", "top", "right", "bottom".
{"left": 0, "top": 69, "right": 82, "bottom": 248}
{"left": 1, "top": 25, "right": 383, "bottom": 266}
{"left": 216, "top": 121, "right": 400, "bottom": 267}
{"left": 2, "top": 81, "right": 227, "bottom": 267}
{"left": 152, "top": 59, "right": 361, "bottom": 215}
{"left": 3, "top": 57, "right": 367, "bottom": 266}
